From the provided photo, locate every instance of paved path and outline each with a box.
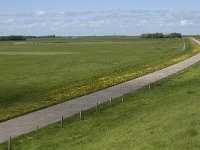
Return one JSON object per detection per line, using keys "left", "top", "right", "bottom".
{"left": 0, "top": 38, "right": 200, "bottom": 143}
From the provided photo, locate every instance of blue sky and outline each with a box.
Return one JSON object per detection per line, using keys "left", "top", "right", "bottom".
{"left": 0, "top": 0, "right": 200, "bottom": 35}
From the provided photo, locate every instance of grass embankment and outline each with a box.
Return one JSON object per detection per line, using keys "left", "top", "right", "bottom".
{"left": 1, "top": 50, "right": 200, "bottom": 150}
{"left": 0, "top": 38, "right": 199, "bottom": 122}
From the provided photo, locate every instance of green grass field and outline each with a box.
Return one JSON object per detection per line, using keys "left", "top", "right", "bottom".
{"left": 0, "top": 37, "right": 198, "bottom": 122}
{"left": 1, "top": 53, "right": 200, "bottom": 150}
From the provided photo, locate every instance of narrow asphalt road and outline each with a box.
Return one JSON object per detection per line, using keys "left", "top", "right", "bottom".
{"left": 0, "top": 38, "right": 200, "bottom": 143}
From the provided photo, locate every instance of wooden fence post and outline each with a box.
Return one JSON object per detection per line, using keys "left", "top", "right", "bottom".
{"left": 8, "top": 136, "right": 11, "bottom": 150}
{"left": 80, "top": 110, "right": 82, "bottom": 120}
{"left": 61, "top": 116, "right": 64, "bottom": 128}
{"left": 36, "top": 125, "right": 39, "bottom": 139}
{"left": 110, "top": 97, "right": 112, "bottom": 106}
{"left": 96, "top": 103, "right": 99, "bottom": 112}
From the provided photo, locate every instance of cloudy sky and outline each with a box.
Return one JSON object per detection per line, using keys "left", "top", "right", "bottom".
{"left": 0, "top": 0, "right": 200, "bottom": 36}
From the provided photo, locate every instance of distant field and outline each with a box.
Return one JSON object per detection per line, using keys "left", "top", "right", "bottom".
{"left": 0, "top": 37, "right": 197, "bottom": 122}
{"left": 27, "top": 36, "right": 140, "bottom": 43}
{"left": 1, "top": 54, "right": 200, "bottom": 150}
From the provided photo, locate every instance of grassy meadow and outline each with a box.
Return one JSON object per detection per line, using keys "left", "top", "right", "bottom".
{"left": 1, "top": 53, "right": 200, "bottom": 150}
{"left": 0, "top": 37, "right": 199, "bottom": 122}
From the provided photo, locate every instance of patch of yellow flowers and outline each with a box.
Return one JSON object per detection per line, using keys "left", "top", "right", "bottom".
{"left": 1, "top": 38, "right": 200, "bottom": 122}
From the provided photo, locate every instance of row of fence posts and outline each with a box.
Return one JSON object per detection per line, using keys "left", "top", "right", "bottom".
{"left": 7, "top": 83, "right": 152, "bottom": 149}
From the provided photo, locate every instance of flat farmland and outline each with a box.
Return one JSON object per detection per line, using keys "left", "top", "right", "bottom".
{"left": 1, "top": 47, "right": 200, "bottom": 150}
{"left": 0, "top": 37, "right": 197, "bottom": 121}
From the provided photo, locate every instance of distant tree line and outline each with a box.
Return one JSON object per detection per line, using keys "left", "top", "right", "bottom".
{"left": 140, "top": 33, "right": 182, "bottom": 38}
{"left": 0, "top": 35, "right": 27, "bottom": 41}
{"left": 0, "top": 35, "right": 56, "bottom": 41}
{"left": 37, "top": 35, "right": 56, "bottom": 38}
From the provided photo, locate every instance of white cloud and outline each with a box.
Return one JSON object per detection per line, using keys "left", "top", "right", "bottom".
{"left": 0, "top": 9, "right": 200, "bottom": 35}
{"left": 179, "top": 20, "right": 197, "bottom": 26}
{"left": 180, "top": 20, "right": 188, "bottom": 26}
{"left": 5, "top": 19, "right": 14, "bottom": 23}
{"left": 33, "top": 10, "right": 46, "bottom": 17}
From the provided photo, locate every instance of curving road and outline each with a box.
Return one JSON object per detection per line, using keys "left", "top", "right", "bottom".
{"left": 0, "top": 38, "right": 200, "bottom": 143}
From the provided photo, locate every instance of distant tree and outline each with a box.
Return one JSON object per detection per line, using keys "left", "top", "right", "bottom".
{"left": 169, "top": 33, "right": 182, "bottom": 38}
{"left": 38, "top": 35, "right": 56, "bottom": 38}
{"left": 140, "top": 33, "right": 182, "bottom": 39}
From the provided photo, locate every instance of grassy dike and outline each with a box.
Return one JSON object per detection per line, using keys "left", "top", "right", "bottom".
{"left": 0, "top": 39, "right": 200, "bottom": 149}
{"left": 0, "top": 38, "right": 199, "bottom": 122}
